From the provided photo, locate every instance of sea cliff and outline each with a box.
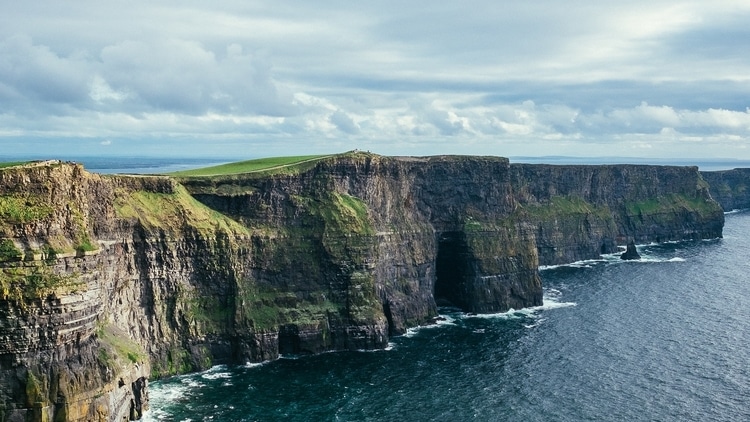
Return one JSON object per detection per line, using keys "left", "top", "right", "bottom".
{"left": 701, "top": 168, "right": 750, "bottom": 211}
{"left": 0, "top": 154, "right": 725, "bottom": 421}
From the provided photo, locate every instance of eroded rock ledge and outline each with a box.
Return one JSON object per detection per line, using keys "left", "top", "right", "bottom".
{"left": 0, "top": 153, "right": 724, "bottom": 420}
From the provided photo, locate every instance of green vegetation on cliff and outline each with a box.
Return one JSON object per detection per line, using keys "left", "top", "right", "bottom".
{"left": 0, "top": 239, "right": 22, "bottom": 262}
{"left": 625, "top": 193, "right": 720, "bottom": 217}
{"left": 304, "top": 192, "right": 374, "bottom": 237}
{"left": 0, "top": 263, "right": 83, "bottom": 307}
{"left": 96, "top": 324, "right": 145, "bottom": 369}
{"left": 522, "top": 195, "right": 614, "bottom": 221}
{"left": 0, "top": 194, "right": 54, "bottom": 226}
{"left": 0, "top": 161, "right": 27, "bottom": 169}
{"left": 238, "top": 285, "right": 342, "bottom": 330}
{"left": 114, "top": 183, "right": 249, "bottom": 235}
{"left": 169, "top": 154, "right": 330, "bottom": 177}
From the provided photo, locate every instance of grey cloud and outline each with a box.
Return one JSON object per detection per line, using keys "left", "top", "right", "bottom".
{"left": 0, "top": 35, "right": 91, "bottom": 105}
{"left": 404, "top": 100, "right": 468, "bottom": 136}
{"left": 0, "top": 34, "right": 298, "bottom": 118}
{"left": 99, "top": 40, "right": 295, "bottom": 116}
{"left": 329, "top": 110, "right": 360, "bottom": 134}
{"left": 1, "top": 1, "right": 750, "bottom": 159}
{"left": 654, "top": 12, "right": 750, "bottom": 62}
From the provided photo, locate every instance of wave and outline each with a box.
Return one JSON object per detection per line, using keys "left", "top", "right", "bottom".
{"left": 629, "top": 250, "right": 687, "bottom": 263}
{"left": 402, "top": 314, "right": 457, "bottom": 337}
{"left": 201, "top": 370, "right": 233, "bottom": 380}
{"left": 142, "top": 367, "right": 233, "bottom": 421}
{"left": 542, "top": 246, "right": 689, "bottom": 270}
{"left": 453, "top": 289, "right": 577, "bottom": 325}
{"left": 539, "top": 259, "right": 605, "bottom": 271}
{"left": 357, "top": 342, "right": 397, "bottom": 353}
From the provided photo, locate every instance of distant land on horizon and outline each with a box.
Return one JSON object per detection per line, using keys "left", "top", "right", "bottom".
{"left": 2, "top": 153, "right": 750, "bottom": 173}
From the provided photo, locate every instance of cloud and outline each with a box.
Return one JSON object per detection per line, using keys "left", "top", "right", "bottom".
{"left": 100, "top": 139, "right": 112, "bottom": 146}
{"left": 0, "top": 35, "right": 91, "bottom": 107}
{"left": 329, "top": 110, "right": 360, "bottom": 134}
{"left": 98, "top": 39, "right": 295, "bottom": 115}
{"left": 0, "top": 1, "right": 749, "bottom": 159}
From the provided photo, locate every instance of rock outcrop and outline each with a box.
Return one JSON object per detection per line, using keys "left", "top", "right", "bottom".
{"left": 620, "top": 241, "right": 641, "bottom": 260}
{"left": 0, "top": 153, "right": 725, "bottom": 420}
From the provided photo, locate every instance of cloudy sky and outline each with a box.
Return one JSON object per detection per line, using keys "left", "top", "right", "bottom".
{"left": 2, "top": 1, "right": 750, "bottom": 159}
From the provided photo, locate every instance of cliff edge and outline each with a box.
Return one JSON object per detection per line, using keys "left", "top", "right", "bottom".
{"left": 0, "top": 154, "right": 724, "bottom": 420}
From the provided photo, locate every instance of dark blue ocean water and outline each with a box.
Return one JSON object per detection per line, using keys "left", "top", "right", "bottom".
{"left": 143, "top": 211, "right": 750, "bottom": 421}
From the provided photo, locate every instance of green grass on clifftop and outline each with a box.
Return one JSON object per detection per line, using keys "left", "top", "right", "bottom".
{"left": 169, "top": 154, "right": 331, "bottom": 177}
{"left": 0, "top": 161, "right": 27, "bottom": 169}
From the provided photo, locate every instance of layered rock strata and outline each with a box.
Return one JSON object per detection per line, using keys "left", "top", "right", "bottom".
{"left": 0, "top": 154, "right": 725, "bottom": 420}
{"left": 511, "top": 164, "right": 724, "bottom": 265}
{"left": 701, "top": 168, "right": 750, "bottom": 211}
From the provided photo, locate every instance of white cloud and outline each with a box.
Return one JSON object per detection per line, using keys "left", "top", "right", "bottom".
{"left": 0, "top": 1, "right": 749, "bottom": 159}
{"left": 0, "top": 34, "right": 91, "bottom": 106}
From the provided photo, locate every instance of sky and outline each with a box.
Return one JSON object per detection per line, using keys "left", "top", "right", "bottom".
{"left": 2, "top": 1, "right": 750, "bottom": 160}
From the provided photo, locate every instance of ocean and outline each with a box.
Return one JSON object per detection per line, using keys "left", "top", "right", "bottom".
{"left": 3, "top": 156, "right": 750, "bottom": 174}
{"left": 0, "top": 156, "right": 231, "bottom": 175}
{"left": 142, "top": 210, "right": 750, "bottom": 421}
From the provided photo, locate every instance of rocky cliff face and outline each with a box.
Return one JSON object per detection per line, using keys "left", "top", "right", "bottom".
{"left": 701, "top": 169, "right": 750, "bottom": 211}
{"left": 511, "top": 164, "right": 724, "bottom": 265}
{"left": 0, "top": 154, "right": 725, "bottom": 421}
{"left": 0, "top": 162, "right": 154, "bottom": 421}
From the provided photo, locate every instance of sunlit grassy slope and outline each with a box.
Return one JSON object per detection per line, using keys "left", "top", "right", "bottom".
{"left": 168, "top": 154, "right": 333, "bottom": 177}
{"left": 0, "top": 162, "right": 28, "bottom": 169}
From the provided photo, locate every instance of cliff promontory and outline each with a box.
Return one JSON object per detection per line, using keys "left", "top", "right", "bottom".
{"left": 701, "top": 168, "right": 750, "bottom": 211}
{"left": 0, "top": 154, "right": 724, "bottom": 420}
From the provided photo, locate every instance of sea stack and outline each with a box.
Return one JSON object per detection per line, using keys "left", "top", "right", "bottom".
{"left": 621, "top": 240, "right": 641, "bottom": 260}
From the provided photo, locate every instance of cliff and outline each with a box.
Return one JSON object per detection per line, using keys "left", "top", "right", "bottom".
{"left": 701, "top": 169, "right": 750, "bottom": 211}
{"left": 0, "top": 154, "right": 724, "bottom": 421}
{"left": 511, "top": 164, "right": 724, "bottom": 265}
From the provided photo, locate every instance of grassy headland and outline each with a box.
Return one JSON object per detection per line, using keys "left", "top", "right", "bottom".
{"left": 169, "top": 154, "right": 332, "bottom": 177}
{"left": 0, "top": 161, "right": 28, "bottom": 169}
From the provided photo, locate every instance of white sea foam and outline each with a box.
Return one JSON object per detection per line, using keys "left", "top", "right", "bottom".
{"left": 142, "top": 375, "right": 201, "bottom": 421}
{"left": 200, "top": 365, "right": 233, "bottom": 380}
{"left": 201, "top": 372, "right": 232, "bottom": 380}
{"left": 357, "top": 343, "right": 396, "bottom": 353}
{"left": 628, "top": 252, "right": 687, "bottom": 264}
{"left": 181, "top": 379, "right": 205, "bottom": 389}
{"left": 244, "top": 361, "right": 268, "bottom": 369}
{"left": 402, "top": 314, "right": 457, "bottom": 337}
{"left": 540, "top": 258, "right": 605, "bottom": 271}
{"left": 465, "top": 308, "right": 528, "bottom": 320}
{"left": 152, "top": 382, "right": 190, "bottom": 403}
{"left": 463, "top": 297, "right": 576, "bottom": 321}
{"left": 528, "top": 289, "right": 578, "bottom": 314}
{"left": 524, "top": 318, "right": 546, "bottom": 329}
{"left": 545, "top": 288, "right": 563, "bottom": 297}
{"left": 534, "top": 299, "right": 577, "bottom": 310}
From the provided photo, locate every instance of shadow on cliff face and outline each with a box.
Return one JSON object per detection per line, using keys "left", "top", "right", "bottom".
{"left": 434, "top": 232, "right": 472, "bottom": 310}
